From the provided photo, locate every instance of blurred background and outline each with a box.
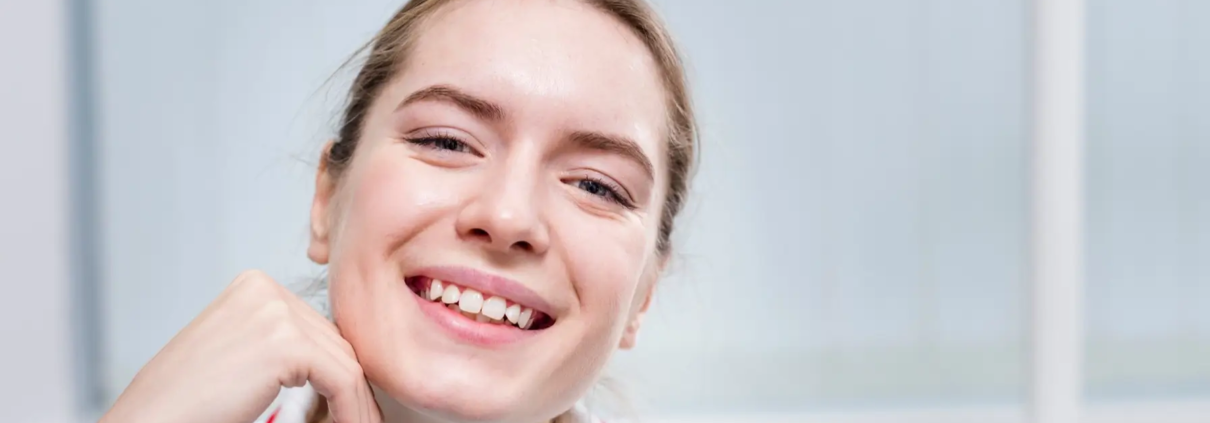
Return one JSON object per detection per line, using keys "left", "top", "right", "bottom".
{"left": 1, "top": 0, "right": 1206, "bottom": 422}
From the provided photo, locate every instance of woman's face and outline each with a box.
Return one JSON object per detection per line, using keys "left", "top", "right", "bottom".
{"left": 307, "top": 0, "right": 669, "bottom": 421}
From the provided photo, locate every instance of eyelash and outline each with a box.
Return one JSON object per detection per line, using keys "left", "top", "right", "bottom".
{"left": 404, "top": 133, "right": 477, "bottom": 155}
{"left": 405, "top": 132, "right": 634, "bottom": 209}
{"left": 574, "top": 176, "right": 635, "bottom": 209}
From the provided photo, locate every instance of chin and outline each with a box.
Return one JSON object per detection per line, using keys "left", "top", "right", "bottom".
{"left": 352, "top": 310, "right": 565, "bottom": 422}
{"left": 369, "top": 357, "right": 542, "bottom": 423}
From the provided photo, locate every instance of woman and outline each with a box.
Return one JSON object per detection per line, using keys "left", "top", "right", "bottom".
{"left": 99, "top": 0, "right": 696, "bottom": 422}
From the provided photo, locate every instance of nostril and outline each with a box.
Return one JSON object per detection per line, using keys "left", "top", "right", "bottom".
{"left": 465, "top": 227, "right": 535, "bottom": 252}
{"left": 470, "top": 228, "right": 490, "bottom": 239}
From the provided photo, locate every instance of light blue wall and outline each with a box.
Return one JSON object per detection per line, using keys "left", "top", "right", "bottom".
{"left": 1086, "top": 0, "right": 1210, "bottom": 400}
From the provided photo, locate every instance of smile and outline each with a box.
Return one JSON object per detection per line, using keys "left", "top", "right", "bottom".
{"left": 404, "top": 267, "right": 555, "bottom": 334}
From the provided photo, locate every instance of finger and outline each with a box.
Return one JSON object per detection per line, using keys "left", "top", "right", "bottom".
{"left": 289, "top": 308, "right": 377, "bottom": 421}
{"left": 279, "top": 289, "right": 357, "bottom": 359}
{"left": 289, "top": 330, "right": 382, "bottom": 423}
{"left": 354, "top": 377, "right": 384, "bottom": 423}
{"left": 273, "top": 284, "right": 380, "bottom": 422}
{"left": 276, "top": 286, "right": 378, "bottom": 422}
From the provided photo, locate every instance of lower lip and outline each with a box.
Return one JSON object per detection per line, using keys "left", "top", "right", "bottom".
{"left": 413, "top": 292, "right": 539, "bottom": 347}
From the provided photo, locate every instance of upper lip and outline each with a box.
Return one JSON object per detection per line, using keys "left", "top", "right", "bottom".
{"left": 412, "top": 265, "right": 554, "bottom": 316}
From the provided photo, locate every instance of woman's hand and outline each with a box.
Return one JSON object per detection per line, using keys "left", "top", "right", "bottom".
{"left": 99, "top": 270, "right": 381, "bottom": 423}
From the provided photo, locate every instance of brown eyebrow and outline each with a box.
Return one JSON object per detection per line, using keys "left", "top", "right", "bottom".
{"left": 399, "top": 85, "right": 654, "bottom": 182}
{"left": 397, "top": 85, "right": 505, "bottom": 122}
{"left": 569, "top": 131, "right": 655, "bottom": 182}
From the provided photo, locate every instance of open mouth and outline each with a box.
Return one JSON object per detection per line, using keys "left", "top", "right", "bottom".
{"left": 406, "top": 276, "right": 555, "bottom": 331}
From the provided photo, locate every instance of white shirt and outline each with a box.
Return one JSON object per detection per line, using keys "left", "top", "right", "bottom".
{"left": 257, "top": 385, "right": 603, "bottom": 423}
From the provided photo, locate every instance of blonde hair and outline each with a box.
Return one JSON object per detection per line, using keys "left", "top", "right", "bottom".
{"left": 310, "top": 0, "right": 696, "bottom": 420}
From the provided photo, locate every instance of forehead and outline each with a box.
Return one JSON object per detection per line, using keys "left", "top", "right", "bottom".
{"left": 395, "top": 0, "right": 668, "bottom": 159}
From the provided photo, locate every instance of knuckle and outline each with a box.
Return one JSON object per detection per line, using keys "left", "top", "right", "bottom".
{"left": 232, "top": 269, "right": 268, "bottom": 285}
{"left": 269, "top": 319, "right": 304, "bottom": 347}
{"left": 231, "top": 269, "right": 276, "bottom": 293}
{"left": 260, "top": 302, "right": 298, "bottom": 337}
{"left": 276, "top": 347, "right": 308, "bottom": 381}
{"left": 259, "top": 298, "right": 291, "bottom": 320}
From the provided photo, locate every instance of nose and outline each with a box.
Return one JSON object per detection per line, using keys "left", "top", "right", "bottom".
{"left": 455, "top": 168, "right": 550, "bottom": 256}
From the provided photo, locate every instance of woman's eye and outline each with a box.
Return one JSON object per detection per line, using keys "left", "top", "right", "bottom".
{"left": 574, "top": 178, "right": 635, "bottom": 209}
{"left": 578, "top": 179, "right": 610, "bottom": 197}
{"left": 406, "top": 136, "right": 474, "bottom": 154}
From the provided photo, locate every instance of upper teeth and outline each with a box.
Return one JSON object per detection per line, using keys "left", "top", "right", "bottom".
{"left": 505, "top": 304, "right": 521, "bottom": 323}
{"left": 459, "top": 289, "right": 483, "bottom": 313}
{"left": 426, "top": 280, "right": 538, "bottom": 329}
{"left": 482, "top": 296, "right": 507, "bottom": 320}
{"left": 428, "top": 280, "right": 445, "bottom": 301}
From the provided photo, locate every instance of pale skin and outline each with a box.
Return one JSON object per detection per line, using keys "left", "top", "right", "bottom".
{"left": 100, "top": 1, "right": 671, "bottom": 422}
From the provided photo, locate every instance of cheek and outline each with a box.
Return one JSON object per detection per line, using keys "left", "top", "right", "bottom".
{"left": 327, "top": 151, "right": 464, "bottom": 306}
{"left": 557, "top": 206, "right": 652, "bottom": 324}
{"left": 336, "top": 152, "right": 459, "bottom": 252}
{"left": 363, "top": 163, "right": 449, "bottom": 231}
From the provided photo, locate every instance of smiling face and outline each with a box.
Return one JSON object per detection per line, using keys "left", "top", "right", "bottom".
{"left": 306, "top": 0, "right": 671, "bottom": 421}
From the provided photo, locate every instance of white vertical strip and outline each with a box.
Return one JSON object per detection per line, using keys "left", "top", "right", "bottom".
{"left": 0, "top": 0, "right": 77, "bottom": 422}
{"left": 1030, "top": 0, "right": 1086, "bottom": 422}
